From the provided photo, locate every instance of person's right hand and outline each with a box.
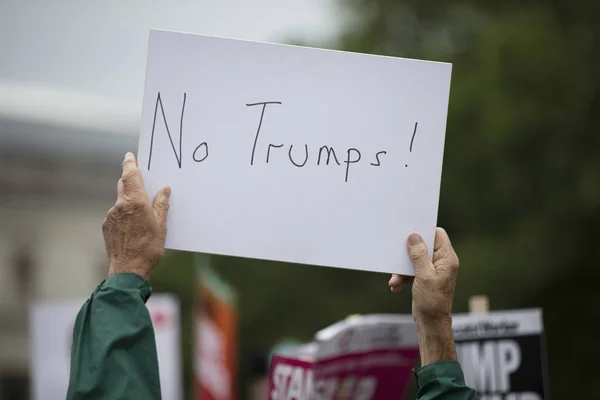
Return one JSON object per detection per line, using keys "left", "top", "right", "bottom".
{"left": 388, "top": 227, "right": 459, "bottom": 326}
{"left": 102, "top": 152, "right": 171, "bottom": 281}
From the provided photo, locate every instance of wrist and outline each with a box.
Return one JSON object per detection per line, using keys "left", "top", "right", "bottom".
{"left": 108, "top": 259, "right": 151, "bottom": 281}
{"left": 414, "top": 313, "right": 452, "bottom": 332}
{"left": 415, "top": 315, "right": 457, "bottom": 366}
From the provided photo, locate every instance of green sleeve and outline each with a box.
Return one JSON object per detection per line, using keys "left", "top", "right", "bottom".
{"left": 66, "top": 273, "right": 162, "bottom": 400}
{"left": 415, "top": 361, "right": 479, "bottom": 400}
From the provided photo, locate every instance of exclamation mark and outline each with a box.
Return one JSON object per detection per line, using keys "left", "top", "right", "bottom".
{"left": 405, "top": 122, "right": 418, "bottom": 167}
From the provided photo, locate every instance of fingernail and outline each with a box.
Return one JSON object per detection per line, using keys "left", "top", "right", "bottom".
{"left": 124, "top": 152, "right": 134, "bottom": 161}
{"left": 409, "top": 234, "right": 422, "bottom": 246}
{"left": 163, "top": 186, "right": 171, "bottom": 198}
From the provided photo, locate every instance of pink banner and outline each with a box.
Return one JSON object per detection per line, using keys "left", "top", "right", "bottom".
{"left": 269, "top": 355, "right": 314, "bottom": 400}
{"left": 269, "top": 349, "right": 419, "bottom": 399}
{"left": 269, "top": 315, "right": 419, "bottom": 400}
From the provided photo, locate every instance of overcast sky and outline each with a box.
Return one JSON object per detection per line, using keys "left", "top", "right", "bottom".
{"left": 0, "top": 0, "right": 342, "bottom": 103}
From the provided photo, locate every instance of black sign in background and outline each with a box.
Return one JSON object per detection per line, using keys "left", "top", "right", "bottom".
{"left": 455, "top": 333, "right": 549, "bottom": 399}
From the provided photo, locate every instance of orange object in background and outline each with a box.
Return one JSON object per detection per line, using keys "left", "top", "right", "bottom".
{"left": 194, "top": 254, "right": 237, "bottom": 400}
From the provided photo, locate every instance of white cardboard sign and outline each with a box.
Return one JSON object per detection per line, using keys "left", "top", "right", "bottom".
{"left": 138, "top": 30, "right": 452, "bottom": 274}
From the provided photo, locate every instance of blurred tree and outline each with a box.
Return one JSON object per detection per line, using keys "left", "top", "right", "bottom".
{"left": 337, "top": 0, "right": 600, "bottom": 398}
{"left": 154, "top": 1, "right": 599, "bottom": 399}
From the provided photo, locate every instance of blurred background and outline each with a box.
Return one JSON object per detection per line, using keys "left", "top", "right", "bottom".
{"left": 0, "top": 0, "right": 598, "bottom": 399}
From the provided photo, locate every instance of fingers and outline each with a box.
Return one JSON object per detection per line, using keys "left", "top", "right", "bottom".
{"left": 432, "top": 227, "right": 459, "bottom": 274}
{"left": 433, "top": 227, "right": 450, "bottom": 252}
{"left": 408, "top": 233, "right": 431, "bottom": 276}
{"left": 117, "top": 178, "right": 125, "bottom": 201}
{"left": 153, "top": 186, "right": 171, "bottom": 234}
{"left": 389, "top": 274, "right": 403, "bottom": 292}
{"left": 121, "top": 152, "right": 147, "bottom": 199}
{"left": 433, "top": 227, "right": 452, "bottom": 262}
{"left": 389, "top": 274, "right": 414, "bottom": 293}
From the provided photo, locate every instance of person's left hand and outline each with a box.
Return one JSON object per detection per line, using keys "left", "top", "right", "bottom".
{"left": 102, "top": 152, "right": 171, "bottom": 281}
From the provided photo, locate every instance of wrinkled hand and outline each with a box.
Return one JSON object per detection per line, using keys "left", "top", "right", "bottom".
{"left": 102, "top": 152, "right": 171, "bottom": 281}
{"left": 388, "top": 228, "right": 459, "bottom": 327}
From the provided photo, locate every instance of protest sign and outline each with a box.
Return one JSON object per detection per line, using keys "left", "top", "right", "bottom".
{"left": 268, "top": 315, "right": 419, "bottom": 399}
{"left": 146, "top": 294, "right": 184, "bottom": 400}
{"left": 138, "top": 30, "right": 452, "bottom": 275}
{"left": 30, "top": 294, "right": 182, "bottom": 400}
{"left": 453, "top": 309, "right": 549, "bottom": 400}
{"left": 195, "top": 254, "right": 237, "bottom": 400}
{"left": 270, "top": 351, "right": 315, "bottom": 400}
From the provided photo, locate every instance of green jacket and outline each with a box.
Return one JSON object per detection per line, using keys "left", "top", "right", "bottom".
{"left": 415, "top": 361, "right": 479, "bottom": 399}
{"left": 67, "top": 273, "right": 161, "bottom": 400}
{"left": 67, "top": 273, "right": 478, "bottom": 400}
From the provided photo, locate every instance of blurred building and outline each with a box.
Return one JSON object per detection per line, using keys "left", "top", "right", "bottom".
{"left": 0, "top": 2, "right": 338, "bottom": 397}
{"left": 0, "top": 82, "right": 137, "bottom": 397}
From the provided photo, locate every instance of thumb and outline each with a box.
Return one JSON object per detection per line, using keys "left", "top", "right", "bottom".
{"left": 408, "top": 234, "right": 432, "bottom": 276}
{"left": 153, "top": 186, "right": 171, "bottom": 234}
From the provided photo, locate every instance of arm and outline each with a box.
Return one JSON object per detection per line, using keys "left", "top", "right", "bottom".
{"left": 389, "top": 229, "right": 479, "bottom": 399}
{"left": 67, "top": 152, "right": 171, "bottom": 400}
{"left": 67, "top": 274, "right": 161, "bottom": 400}
{"left": 413, "top": 320, "right": 478, "bottom": 399}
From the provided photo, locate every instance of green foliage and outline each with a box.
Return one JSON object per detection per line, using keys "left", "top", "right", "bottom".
{"left": 153, "top": 1, "right": 600, "bottom": 398}
{"left": 154, "top": 251, "right": 415, "bottom": 400}
{"left": 338, "top": 0, "right": 600, "bottom": 398}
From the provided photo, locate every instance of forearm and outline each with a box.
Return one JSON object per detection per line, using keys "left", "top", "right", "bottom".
{"left": 415, "top": 318, "right": 479, "bottom": 399}
{"left": 416, "top": 318, "right": 457, "bottom": 366}
{"left": 67, "top": 273, "right": 162, "bottom": 400}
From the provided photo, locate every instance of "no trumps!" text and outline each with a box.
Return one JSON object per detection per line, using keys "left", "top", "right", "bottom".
{"left": 146, "top": 93, "right": 419, "bottom": 183}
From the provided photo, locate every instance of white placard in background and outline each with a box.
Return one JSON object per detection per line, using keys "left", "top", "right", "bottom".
{"left": 138, "top": 30, "right": 452, "bottom": 275}
{"left": 30, "top": 294, "right": 182, "bottom": 400}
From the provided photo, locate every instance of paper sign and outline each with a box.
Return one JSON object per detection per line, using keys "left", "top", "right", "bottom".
{"left": 138, "top": 30, "right": 452, "bottom": 274}
{"left": 269, "top": 355, "right": 314, "bottom": 400}
{"left": 30, "top": 294, "right": 182, "bottom": 400}
{"left": 453, "top": 309, "right": 549, "bottom": 399}
{"left": 147, "top": 294, "right": 184, "bottom": 400}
